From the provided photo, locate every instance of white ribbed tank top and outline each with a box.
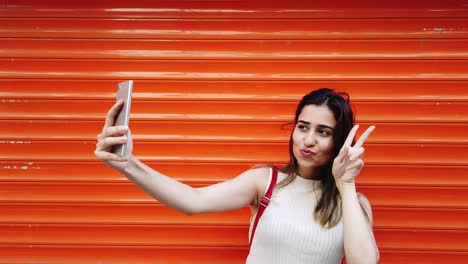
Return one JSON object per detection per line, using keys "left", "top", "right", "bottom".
{"left": 247, "top": 168, "right": 344, "bottom": 264}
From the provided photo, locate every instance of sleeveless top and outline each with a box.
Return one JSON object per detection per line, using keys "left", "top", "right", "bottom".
{"left": 246, "top": 168, "right": 344, "bottom": 264}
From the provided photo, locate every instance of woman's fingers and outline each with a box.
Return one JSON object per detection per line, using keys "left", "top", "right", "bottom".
{"left": 337, "top": 144, "right": 349, "bottom": 164}
{"left": 334, "top": 125, "right": 374, "bottom": 182}
{"left": 95, "top": 101, "right": 131, "bottom": 164}
{"left": 343, "top": 124, "right": 376, "bottom": 149}
{"left": 96, "top": 136, "right": 126, "bottom": 152}
{"left": 354, "top": 125, "right": 375, "bottom": 148}
{"left": 94, "top": 149, "right": 128, "bottom": 162}
{"left": 337, "top": 145, "right": 364, "bottom": 168}
{"left": 343, "top": 125, "right": 359, "bottom": 147}
{"left": 100, "top": 125, "right": 128, "bottom": 139}
{"left": 95, "top": 135, "right": 128, "bottom": 162}
{"left": 349, "top": 147, "right": 365, "bottom": 161}
{"left": 104, "top": 100, "right": 124, "bottom": 128}
{"left": 345, "top": 159, "right": 364, "bottom": 171}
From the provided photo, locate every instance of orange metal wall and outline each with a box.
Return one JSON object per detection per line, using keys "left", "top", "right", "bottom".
{"left": 1, "top": 1, "right": 468, "bottom": 263}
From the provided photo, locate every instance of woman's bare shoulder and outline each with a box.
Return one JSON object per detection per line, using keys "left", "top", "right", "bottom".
{"left": 241, "top": 166, "right": 272, "bottom": 206}
{"left": 243, "top": 166, "right": 271, "bottom": 187}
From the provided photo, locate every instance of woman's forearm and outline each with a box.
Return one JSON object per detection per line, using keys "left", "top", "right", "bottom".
{"left": 121, "top": 155, "right": 201, "bottom": 215}
{"left": 340, "top": 183, "right": 379, "bottom": 264}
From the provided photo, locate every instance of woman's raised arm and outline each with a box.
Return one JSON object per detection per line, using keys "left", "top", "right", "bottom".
{"left": 94, "top": 100, "right": 269, "bottom": 215}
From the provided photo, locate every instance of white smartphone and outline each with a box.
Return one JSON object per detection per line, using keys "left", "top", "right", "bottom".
{"left": 112, "top": 80, "right": 133, "bottom": 157}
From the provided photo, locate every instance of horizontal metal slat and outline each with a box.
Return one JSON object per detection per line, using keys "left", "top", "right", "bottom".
{"left": 0, "top": 203, "right": 249, "bottom": 226}
{"left": 2, "top": 59, "right": 468, "bottom": 80}
{"left": 2, "top": 141, "right": 468, "bottom": 165}
{"left": 1, "top": 141, "right": 289, "bottom": 163}
{"left": 358, "top": 165, "right": 468, "bottom": 187}
{"left": 0, "top": 246, "right": 467, "bottom": 264}
{"left": 377, "top": 229, "right": 468, "bottom": 251}
{"left": 2, "top": 39, "right": 468, "bottom": 60}
{"left": 1, "top": 18, "right": 468, "bottom": 39}
{"left": 2, "top": 120, "right": 468, "bottom": 144}
{"left": 0, "top": 245, "right": 247, "bottom": 264}
{"left": 2, "top": 1, "right": 467, "bottom": 19}
{"left": 1, "top": 182, "right": 468, "bottom": 208}
{"left": 0, "top": 162, "right": 247, "bottom": 183}
{"left": 374, "top": 208, "right": 468, "bottom": 230}
{"left": 1, "top": 225, "right": 467, "bottom": 251}
{"left": 3, "top": 120, "right": 292, "bottom": 143}
{"left": 3, "top": 100, "right": 468, "bottom": 123}
{"left": 362, "top": 186, "right": 468, "bottom": 208}
{"left": 0, "top": 182, "right": 158, "bottom": 203}
{"left": 2, "top": 79, "right": 468, "bottom": 102}
{"left": 2, "top": 162, "right": 467, "bottom": 187}
{"left": 378, "top": 251, "right": 468, "bottom": 264}
{"left": 2, "top": 100, "right": 297, "bottom": 122}
{"left": 1, "top": 203, "right": 467, "bottom": 230}
{"left": 0, "top": 224, "right": 248, "bottom": 246}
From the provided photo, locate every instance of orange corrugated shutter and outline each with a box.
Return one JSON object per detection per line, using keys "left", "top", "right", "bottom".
{"left": 1, "top": 1, "right": 468, "bottom": 263}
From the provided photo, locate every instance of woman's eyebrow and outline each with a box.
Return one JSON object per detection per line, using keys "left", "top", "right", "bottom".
{"left": 298, "top": 120, "right": 334, "bottom": 130}
{"left": 318, "top": 124, "right": 335, "bottom": 130}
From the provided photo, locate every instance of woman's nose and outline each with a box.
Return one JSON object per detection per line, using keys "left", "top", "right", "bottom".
{"left": 304, "top": 132, "right": 317, "bottom": 147}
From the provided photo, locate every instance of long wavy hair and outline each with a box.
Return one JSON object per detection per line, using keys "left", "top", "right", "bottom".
{"left": 276, "top": 88, "right": 355, "bottom": 228}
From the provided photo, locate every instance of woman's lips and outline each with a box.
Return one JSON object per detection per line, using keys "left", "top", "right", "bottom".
{"left": 301, "top": 149, "right": 316, "bottom": 158}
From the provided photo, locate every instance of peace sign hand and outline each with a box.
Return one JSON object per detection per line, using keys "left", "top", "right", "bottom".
{"left": 332, "top": 125, "right": 375, "bottom": 188}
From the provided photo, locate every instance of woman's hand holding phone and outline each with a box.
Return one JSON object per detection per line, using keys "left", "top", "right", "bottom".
{"left": 94, "top": 99, "right": 133, "bottom": 172}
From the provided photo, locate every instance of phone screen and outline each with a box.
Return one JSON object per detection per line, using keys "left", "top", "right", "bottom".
{"left": 112, "top": 80, "right": 133, "bottom": 157}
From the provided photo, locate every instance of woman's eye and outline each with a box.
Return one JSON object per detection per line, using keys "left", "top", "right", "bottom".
{"left": 319, "top": 129, "right": 331, "bottom": 136}
{"left": 298, "top": 125, "right": 308, "bottom": 131}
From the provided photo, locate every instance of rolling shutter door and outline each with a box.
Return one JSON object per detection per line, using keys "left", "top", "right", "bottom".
{"left": 1, "top": 1, "right": 467, "bottom": 263}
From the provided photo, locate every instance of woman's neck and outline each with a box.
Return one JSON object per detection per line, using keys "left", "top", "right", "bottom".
{"left": 297, "top": 166, "right": 326, "bottom": 180}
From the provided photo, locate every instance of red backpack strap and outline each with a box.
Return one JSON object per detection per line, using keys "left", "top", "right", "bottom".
{"left": 249, "top": 168, "right": 278, "bottom": 247}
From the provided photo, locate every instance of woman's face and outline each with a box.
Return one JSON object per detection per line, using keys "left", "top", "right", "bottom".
{"left": 292, "top": 104, "right": 336, "bottom": 178}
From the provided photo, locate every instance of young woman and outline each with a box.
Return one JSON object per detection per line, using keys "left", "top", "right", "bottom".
{"left": 95, "top": 88, "right": 379, "bottom": 264}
